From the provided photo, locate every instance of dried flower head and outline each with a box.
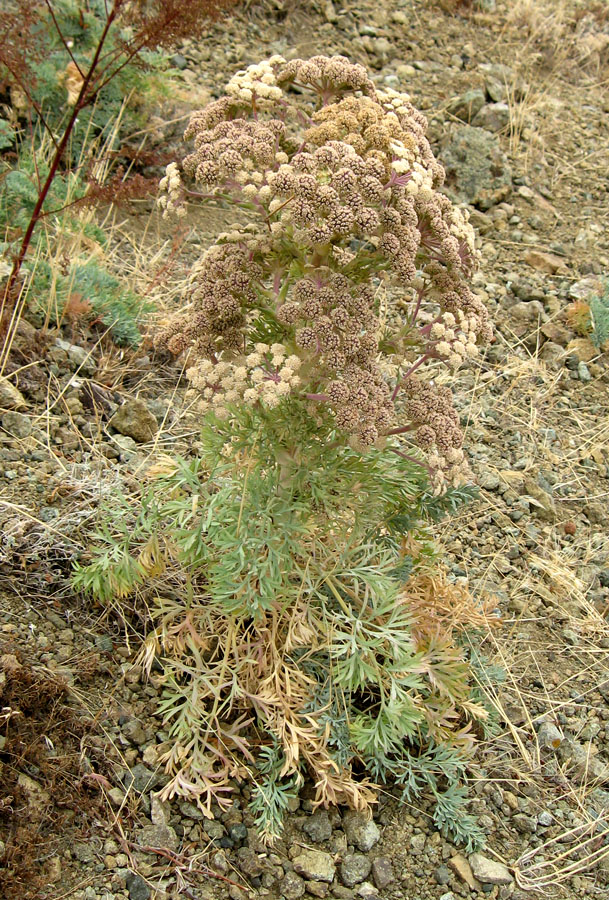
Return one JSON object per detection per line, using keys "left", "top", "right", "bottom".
{"left": 158, "top": 55, "right": 492, "bottom": 488}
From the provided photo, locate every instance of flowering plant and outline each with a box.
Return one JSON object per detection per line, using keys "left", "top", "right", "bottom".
{"left": 159, "top": 54, "right": 492, "bottom": 486}
{"left": 77, "top": 57, "right": 498, "bottom": 851}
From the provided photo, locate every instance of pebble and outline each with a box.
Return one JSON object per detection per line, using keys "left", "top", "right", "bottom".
{"left": 469, "top": 853, "right": 513, "bottom": 885}
{"left": 303, "top": 810, "right": 333, "bottom": 843}
{"left": 292, "top": 850, "right": 336, "bottom": 883}
{"left": 342, "top": 812, "right": 380, "bottom": 852}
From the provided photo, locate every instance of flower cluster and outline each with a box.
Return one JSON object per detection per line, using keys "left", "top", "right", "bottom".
{"left": 157, "top": 56, "right": 492, "bottom": 486}
{"left": 187, "top": 343, "right": 302, "bottom": 418}
{"left": 158, "top": 162, "right": 186, "bottom": 218}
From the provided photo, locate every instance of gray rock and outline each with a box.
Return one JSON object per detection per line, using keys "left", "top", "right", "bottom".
{"left": 355, "top": 884, "right": 379, "bottom": 899}
{"left": 303, "top": 810, "right": 333, "bottom": 843}
{"left": 447, "top": 89, "right": 486, "bottom": 123}
{"left": 434, "top": 864, "right": 452, "bottom": 885}
{"left": 280, "top": 871, "right": 306, "bottom": 898}
{"left": 2, "top": 411, "right": 31, "bottom": 438}
{"left": 109, "top": 399, "right": 158, "bottom": 443}
{"left": 73, "top": 843, "right": 96, "bottom": 863}
{"left": 236, "top": 846, "right": 263, "bottom": 878}
{"left": 557, "top": 738, "right": 609, "bottom": 784}
{"left": 340, "top": 854, "right": 371, "bottom": 887}
{"left": 180, "top": 801, "right": 206, "bottom": 820}
{"left": 371, "top": 857, "right": 394, "bottom": 889}
{"left": 54, "top": 338, "right": 96, "bottom": 375}
{"left": 469, "top": 853, "right": 513, "bottom": 885}
{"left": 537, "top": 811, "right": 554, "bottom": 827}
{"left": 292, "top": 849, "right": 336, "bottom": 883}
{"left": 439, "top": 125, "right": 512, "bottom": 209}
{"left": 123, "top": 764, "right": 158, "bottom": 793}
{"left": 121, "top": 719, "right": 147, "bottom": 746}
{"left": 0, "top": 376, "right": 27, "bottom": 410}
{"left": 473, "top": 103, "right": 510, "bottom": 132}
{"left": 126, "top": 873, "right": 151, "bottom": 900}
{"left": 138, "top": 822, "right": 178, "bottom": 851}
{"left": 342, "top": 811, "right": 380, "bottom": 852}
{"left": 578, "top": 361, "right": 592, "bottom": 382}
{"left": 512, "top": 813, "right": 537, "bottom": 834}
{"left": 537, "top": 721, "right": 563, "bottom": 750}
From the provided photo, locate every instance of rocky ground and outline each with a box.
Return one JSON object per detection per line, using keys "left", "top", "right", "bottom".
{"left": 1, "top": 1, "right": 609, "bottom": 898}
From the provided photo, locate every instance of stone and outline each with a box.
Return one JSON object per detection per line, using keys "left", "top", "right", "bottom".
{"left": 340, "top": 854, "right": 371, "bottom": 887}
{"left": 512, "top": 813, "right": 537, "bottom": 834}
{"left": 342, "top": 811, "right": 380, "bottom": 852}
{"left": 292, "top": 849, "right": 336, "bottom": 883}
{"left": 123, "top": 764, "right": 158, "bottom": 793}
{"left": 236, "top": 846, "right": 263, "bottom": 878}
{"left": 434, "top": 865, "right": 452, "bottom": 885}
{"left": 538, "top": 811, "right": 554, "bottom": 826}
{"left": 0, "top": 376, "right": 27, "bottom": 410}
{"left": 523, "top": 478, "right": 556, "bottom": 523}
{"left": 371, "top": 857, "right": 394, "bottom": 889}
{"left": 537, "top": 721, "right": 563, "bottom": 750}
{"left": 54, "top": 338, "right": 97, "bottom": 375}
{"left": 122, "top": 718, "right": 147, "bottom": 746}
{"left": 109, "top": 399, "right": 158, "bottom": 443}
{"left": 449, "top": 854, "right": 479, "bottom": 890}
{"left": 469, "top": 853, "right": 513, "bottom": 885}
{"left": 410, "top": 833, "right": 426, "bottom": 853}
{"left": 305, "top": 882, "right": 329, "bottom": 898}
{"left": 126, "top": 873, "right": 152, "bottom": 900}
{"left": 439, "top": 125, "right": 512, "bottom": 209}
{"left": 303, "top": 810, "right": 333, "bottom": 843}
{"left": 578, "top": 361, "right": 592, "bottom": 382}
{"left": 17, "top": 773, "right": 50, "bottom": 817}
{"left": 281, "top": 871, "right": 306, "bottom": 899}
{"left": 355, "top": 884, "right": 379, "bottom": 899}
{"left": 525, "top": 250, "right": 568, "bottom": 274}
{"left": 138, "top": 822, "right": 179, "bottom": 852}
{"left": 1, "top": 411, "right": 31, "bottom": 438}
{"left": 447, "top": 89, "right": 486, "bottom": 123}
{"left": 541, "top": 322, "right": 573, "bottom": 346}
{"left": 473, "top": 102, "right": 510, "bottom": 132}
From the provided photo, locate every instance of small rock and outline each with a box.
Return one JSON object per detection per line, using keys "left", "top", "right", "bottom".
{"left": 0, "top": 376, "right": 27, "bottom": 410}
{"left": 355, "top": 884, "right": 379, "bottom": 899}
{"left": 229, "top": 823, "right": 248, "bottom": 843}
{"left": 126, "top": 873, "right": 151, "bottom": 900}
{"left": 305, "top": 882, "right": 329, "bottom": 898}
{"left": 525, "top": 250, "right": 568, "bottom": 274}
{"left": 434, "top": 864, "right": 452, "bottom": 885}
{"left": 537, "top": 721, "right": 563, "bottom": 750}
{"left": 123, "top": 764, "right": 158, "bottom": 794}
{"left": 122, "top": 718, "right": 147, "bottom": 746}
{"left": 449, "top": 854, "right": 478, "bottom": 890}
{"left": 281, "top": 871, "right": 306, "bottom": 899}
{"left": 371, "top": 857, "right": 394, "bottom": 889}
{"left": 410, "top": 833, "right": 426, "bottom": 853}
{"left": 303, "top": 810, "right": 333, "bottom": 843}
{"left": 109, "top": 399, "right": 158, "bottom": 443}
{"left": 292, "top": 849, "right": 336, "bottom": 883}
{"left": 340, "top": 854, "right": 371, "bottom": 888}
{"left": 342, "top": 811, "right": 380, "bottom": 852}
{"left": 512, "top": 813, "right": 537, "bottom": 834}
{"left": 469, "top": 853, "right": 513, "bottom": 885}
{"left": 54, "top": 338, "right": 97, "bottom": 375}
{"left": 1, "top": 411, "right": 31, "bottom": 438}
{"left": 447, "top": 89, "right": 486, "bottom": 123}
{"left": 138, "top": 822, "right": 179, "bottom": 852}
{"left": 473, "top": 102, "right": 510, "bottom": 132}
{"left": 236, "top": 846, "right": 263, "bottom": 879}
{"left": 538, "top": 811, "right": 554, "bottom": 827}
{"left": 578, "top": 361, "right": 591, "bottom": 382}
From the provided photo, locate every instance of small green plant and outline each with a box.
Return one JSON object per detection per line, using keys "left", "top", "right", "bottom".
{"left": 76, "top": 55, "right": 498, "bottom": 849}
{"left": 567, "top": 278, "right": 609, "bottom": 350}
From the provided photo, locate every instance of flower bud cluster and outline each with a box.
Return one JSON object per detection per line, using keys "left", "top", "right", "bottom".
{"left": 158, "top": 56, "right": 493, "bottom": 487}
{"left": 158, "top": 162, "right": 186, "bottom": 218}
{"left": 187, "top": 343, "right": 302, "bottom": 418}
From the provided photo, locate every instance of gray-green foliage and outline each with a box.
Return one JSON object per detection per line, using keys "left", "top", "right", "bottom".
{"left": 74, "top": 399, "right": 495, "bottom": 848}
